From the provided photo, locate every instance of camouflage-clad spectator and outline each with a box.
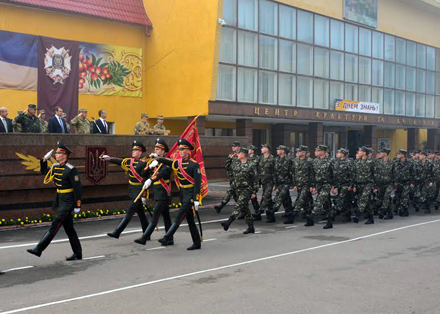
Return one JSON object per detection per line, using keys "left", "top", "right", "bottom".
{"left": 71, "top": 108, "right": 91, "bottom": 134}
{"left": 134, "top": 113, "right": 150, "bottom": 135}
{"left": 38, "top": 110, "right": 48, "bottom": 133}
{"left": 14, "top": 104, "right": 41, "bottom": 133}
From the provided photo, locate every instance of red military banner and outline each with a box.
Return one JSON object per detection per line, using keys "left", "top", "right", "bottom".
{"left": 85, "top": 146, "right": 108, "bottom": 184}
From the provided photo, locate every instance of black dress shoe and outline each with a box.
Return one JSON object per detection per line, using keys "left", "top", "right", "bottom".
{"left": 158, "top": 237, "right": 169, "bottom": 246}
{"left": 27, "top": 248, "right": 41, "bottom": 257}
{"left": 166, "top": 239, "right": 174, "bottom": 246}
{"left": 66, "top": 253, "right": 82, "bottom": 261}
{"left": 187, "top": 244, "right": 201, "bottom": 250}
{"left": 107, "top": 232, "right": 119, "bottom": 239}
{"left": 134, "top": 237, "right": 147, "bottom": 245}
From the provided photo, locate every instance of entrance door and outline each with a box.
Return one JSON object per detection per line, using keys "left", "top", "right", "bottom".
{"left": 324, "top": 132, "right": 339, "bottom": 157}
{"left": 347, "top": 130, "right": 364, "bottom": 158}
{"left": 253, "top": 129, "right": 267, "bottom": 149}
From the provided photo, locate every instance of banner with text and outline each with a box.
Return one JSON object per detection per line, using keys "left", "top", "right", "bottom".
{"left": 335, "top": 100, "right": 380, "bottom": 114}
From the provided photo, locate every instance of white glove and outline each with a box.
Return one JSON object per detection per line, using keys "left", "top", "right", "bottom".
{"left": 74, "top": 208, "right": 81, "bottom": 214}
{"left": 143, "top": 179, "right": 152, "bottom": 190}
{"left": 43, "top": 149, "right": 54, "bottom": 161}
{"left": 194, "top": 201, "right": 200, "bottom": 211}
{"left": 141, "top": 197, "right": 147, "bottom": 205}
{"left": 149, "top": 160, "right": 159, "bottom": 169}
{"left": 102, "top": 155, "right": 110, "bottom": 161}
{"left": 149, "top": 153, "right": 159, "bottom": 159}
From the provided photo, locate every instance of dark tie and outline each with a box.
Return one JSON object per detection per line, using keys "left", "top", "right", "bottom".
{"left": 58, "top": 117, "right": 65, "bottom": 133}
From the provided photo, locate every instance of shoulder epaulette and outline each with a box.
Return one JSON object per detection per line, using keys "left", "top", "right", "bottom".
{"left": 52, "top": 163, "right": 60, "bottom": 167}
{"left": 66, "top": 163, "right": 74, "bottom": 169}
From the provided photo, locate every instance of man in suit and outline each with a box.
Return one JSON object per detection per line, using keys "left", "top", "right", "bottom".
{"left": 48, "top": 107, "right": 68, "bottom": 134}
{"left": 0, "top": 107, "right": 13, "bottom": 133}
{"left": 92, "top": 109, "right": 109, "bottom": 134}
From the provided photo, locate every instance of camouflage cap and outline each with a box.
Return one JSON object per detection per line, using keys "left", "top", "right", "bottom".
{"left": 248, "top": 145, "right": 257, "bottom": 151}
{"left": 420, "top": 150, "right": 428, "bottom": 156}
{"left": 359, "top": 146, "right": 369, "bottom": 153}
{"left": 315, "top": 144, "right": 328, "bottom": 152}
{"left": 297, "top": 145, "right": 309, "bottom": 152}
{"left": 28, "top": 104, "right": 37, "bottom": 109}
{"left": 78, "top": 108, "right": 88, "bottom": 113}
{"left": 337, "top": 148, "right": 349, "bottom": 155}
{"left": 277, "top": 145, "right": 290, "bottom": 153}
{"left": 238, "top": 147, "right": 248, "bottom": 154}
{"left": 157, "top": 115, "right": 164, "bottom": 119}
{"left": 141, "top": 113, "right": 148, "bottom": 118}
{"left": 379, "top": 147, "right": 391, "bottom": 154}
{"left": 261, "top": 143, "right": 271, "bottom": 151}
{"left": 39, "top": 110, "right": 45, "bottom": 114}
{"left": 397, "top": 149, "right": 407, "bottom": 156}
{"left": 412, "top": 149, "right": 421, "bottom": 154}
{"left": 436, "top": 151, "right": 440, "bottom": 156}
{"left": 232, "top": 141, "right": 241, "bottom": 147}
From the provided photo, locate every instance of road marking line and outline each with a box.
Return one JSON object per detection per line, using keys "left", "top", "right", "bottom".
{"left": 146, "top": 247, "right": 166, "bottom": 251}
{"left": 82, "top": 255, "right": 105, "bottom": 261}
{"left": 2, "top": 266, "right": 34, "bottom": 273}
{"left": 285, "top": 226, "right": 297, "bottom": 229}
{"left": 2, "top": 218, "right": 440, "bottom": 314}
{"left": 254, "top": 231, "right": 262, "bottom": 234}
{"left": 203, "top": 238, "right": 216, "bottom": 242}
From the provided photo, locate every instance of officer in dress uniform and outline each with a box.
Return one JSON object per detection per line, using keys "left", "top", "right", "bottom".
{"left": 27, "top": 141, "right": 82, "bottom": 261}
{"left": 134, "top": 138, "right": 173, "bottom": 245}
{"left": 103, "top": 141, "right": 150, "bottom": 239}
{"left": 152, "top": 138, "right": 202, "bottom": 250}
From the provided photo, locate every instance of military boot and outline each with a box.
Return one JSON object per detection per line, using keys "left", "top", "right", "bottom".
{"left": 252, "top": 213, "right": 262, "bottom": 221}
{"left": 265, "top": 209, "right": 276, "bottom": 223}
{"left": 365, "top": 214, "right": 374, "bottom": 225}
{"left": 26, "top": 247, "right": 42, "bottom": 257}
{"left": 435, "top": 203, "right": 440, "bottom": 210}
{"left": 304, "top": 214, "right": 314, "bottom": 227}
{"left": 413, "top": 202, "right": 420, "bottom": 212}
{"left": 352, "top": 214, "right": 359, "bottom": 223}
{"left": 424, "top": 203, "right": 431, "bottom": 214}
{"left": 323, "top": 217, "right": 333, "bottom": 229}
{"left": 283, "top": 212, "right": 295, "bottom": 224}
{"left": 243, "top": 222, "right": 255, "bottom": 234}
{"left": 383, "top": 209, "right": 394, "bottom": 220}
{"left": 107, "top": 216, "right": 131, "bottom": 239}
{"left": 341, "top": 212, "right": 352, "bottom": 223}
{"left": 214, "top": 202, "right": 227, "bottom": 214}
{"left": 66, "top": 253, "right": 82, "bottom": 261}
{"left": 221, "top": 217, "right": 235, "bottom": 231}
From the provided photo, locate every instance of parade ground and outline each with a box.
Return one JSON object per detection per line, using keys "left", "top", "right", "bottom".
{"left": 1, "top": 204, "right": 440, "bottom": 314}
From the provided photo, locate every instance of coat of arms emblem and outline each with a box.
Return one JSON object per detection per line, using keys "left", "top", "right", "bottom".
{"left": 85, "top": 146, "right": 108, "bottom": 185}
{"left": 44, "top": 46, "right": 72, "bottom": 84}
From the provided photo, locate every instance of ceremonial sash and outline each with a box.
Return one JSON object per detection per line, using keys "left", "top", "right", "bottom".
{"left": 159, "top": 177, "right": 172, "bottom": 195}
{"left": 130, "top": 158, "right": 143, "bottom": 183}
{"left": 178, "top": 158, "right": 195, "bottom": 185}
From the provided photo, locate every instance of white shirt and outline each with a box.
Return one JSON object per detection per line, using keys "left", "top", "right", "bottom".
{"left": 100, "top": 118, "right": 108, "bottom": 133}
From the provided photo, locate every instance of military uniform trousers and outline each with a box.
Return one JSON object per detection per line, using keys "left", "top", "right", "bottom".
{"left": 395, "top": 182, "right": 411, "bottom": 212}
{"left": 376, "top": 182, "right": 394, "bottom": 214}
{"left": 355, "top": 183, "right": 374, "bottom": 214}
{"left": 36, "top": 192, "right": 81, "bottom": 254}
{"left": 163, "top": 188, "right": 201, "bottom": 245}
{"left": 334, "top": 185, "right": 351, "bottom": 214}
{"left": 413, "top": 181, "right": 430, "bottom": 205}
{"left": 141, "top": 199, "right": 172, "bottom": 240}
{"left": 221, "top": 182, "right": 238, "bottom": 204}
{"left": 257, "top": 181, "right": 274, "bottom": 213}
{"left": 230, "top": 187, "right": 254, "bottom": 224}
{"left": 312, "top": 184, "right": 332, "bottom": 218}
{"left": 273, "top": 184, "right": 293, "bottom": 214}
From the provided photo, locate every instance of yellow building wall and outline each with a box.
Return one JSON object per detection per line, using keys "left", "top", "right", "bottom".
{"left": 376, "top": 128, "right": 429, "bottom": 156}
{"left": 0, "top": 4, "right": 147, "bottom": 134}
{"left": 142, "top": 0, "right": 221, "bottom": 119}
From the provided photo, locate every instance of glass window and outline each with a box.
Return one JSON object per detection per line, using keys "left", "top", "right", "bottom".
{"left": 297, "top": 44, "right": 313, "bottom": 76}
{"left": 345, "top": 83, "right": 358, "bottom": 100}
{"left": 426, "top": 95, "right": 435, "bottom": 118}
{"left": 259, "top": 0, "right": 277, "bottom": 35}
{"left": 259, "top": 35, "right": 277, "bottom": 70}
{"left": 223, "top": 0, "right": 237, "bottom": 26}
{"left": 396, "top": 65, "right": 405, "bottom": 90}
{"left": 359, "top": 28, "right": 371, "bottom": 56}
{"left": 315, "top": 15, "right": 329, "bottom": 47}
{"left": 407, "top": 41, "right": 416, "bottom": 66}
{"left": 238, "top": 0, "right": 257, "bottom": 30}
{"left": 314, "top": 79, "right": 329, "bottom": 109}
{"left": 417, "top": 44, "right": 426, "bottom": 69}
{"left": 436, "top": 72, "right": 440, "bottom": 95}
{"left": 427, "top": 47, "right": 435, "bottom": 71}
{"left": 372, "top": 60, "right": 383, "bottom": 86}
{"left": 372, "top": 31, "right": 384, "bottom": 59}
{"left": 297, "top": 76, "right": 313, "bottom": 107}
{"left": 330, "top": 51, "right": 344, "bottom": 81}
{"left": 372, "top": 88, "right": 384, "bottom": 109}
{"left": 314, "top": 47, "right": 329, "bottom": 78}
{"left": 345, "top": 24, "right": 358, "bottom": 54}
{"left": 238, "top": 31, "right": 258, "bottom": 67}
{"left": 359, "top": 85, "right": 371, "bottom": 102}
{"left": 395, "top": 91, "right": 405, "bottom": 115}
{"left": 279, "top": 74, "right": 296, "bottom": 106}
{"left": 345, "top": 54, "right": 358, "bottom": 83}
{"left": 384, "top": 62, "right": 395, "bottom": 88}
{"left": 359, "top": 57, "right": 371, "bottom": 85}
{"left": 279, "top": 40, "right": 296, "bottom": 73}
{"left": 427, "top": 71, "right": 435, "bottom": 95}
{"left": 238, "top": 68, "right": 257, "bottom": 102}
{"left": 331, "top": 19, "right": 344, "bottom": 50}
{"left": 330, "top": 81, "right": 344, "bottom": 109}
{"left": 396, "top": 38, "right": 406, "bottom": 64}
{"left": 217, "top": 65, "right": 236, "bottom": 101}
{"left": 298, "top": 10, "right": 313, "bottom": 43}
{"left": 437, "top": 97, "right": 440, "bottom": 119}
{"left": 436, "top": 49, "right": 440, "bottom": 72}
{"left": 384, "top": 35, "right": 395, "bottom": 62}
{"left": 416, "top": 94, "right": 425, "bottom": 117}
{"left": 259, "top": 71, "right": 277, "bottom": 104}
{"left": 279, "top": 6, "right": 296, "bottom": 39}
{"left": 417, "top": 70, "right": 425, "bottom": 93}
{"left": 219, "top": 28, "right": 236, "bottom": 64}
{"left": 406, "top": 93, "right": 415, "bottom": 117}
{"left": 406, "top": 67, "right": 416, "bottom": 92}
{"left": 384, "top": 89, "right": 395, "bottom": 115}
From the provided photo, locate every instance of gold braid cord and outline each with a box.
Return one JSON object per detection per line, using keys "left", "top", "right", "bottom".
{"left": 43, "top": 166, "right": 55, "bottom": 185}
{"left": 120, "top": 158, "right": 131, "bottom": 173}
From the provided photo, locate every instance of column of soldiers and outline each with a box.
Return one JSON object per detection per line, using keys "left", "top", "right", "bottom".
{"left": 215, "top": 142, "right": 440, "bottom": 232}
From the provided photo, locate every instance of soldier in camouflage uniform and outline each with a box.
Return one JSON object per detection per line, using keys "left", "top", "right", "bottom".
{"left": 38, "top": 110, "right": 48, "bottom": 134}
{"left": 331, "top": 148, "right": 355, "bottom": 222}
{"left": 427, "top": 150, "right": 437, "bottom": 206}
{"left": 134, "top": 113, "right": 150, "bottom": 135}
{"left": 374, "top": 148, "right": 394, "bottom": 219}
{"left": 266, "top": 145, "right": 293, "bottom": 223}
{"left": 253, "top": 144, "right": 275, "bottom": 221}
{"left": 412, "top": 151, "right": 434, "bottom": 213}
{"left": 434, "top": 152, "right": 440, "bottom": 210}
{"left": 393, "top": 149, "right": 413, "bottom": 217}
{"left": 221, "top": 148, "right": 258, "bottom": 234}
{"left": 12, "top": 111, "right": 22, "bottom": 133}
{"left": 153, "top": 115, "right": 166, "bottom": 130}
{"left": 71, "top": 108, "right": 92, "bottom": 134}
{"left": 248, "top": 145, "right": 261, "bottom": 214}
{"left": 291, "top": 145, "right": 313, "bottom": 220}
{"left": 14, "top": 104, "right": 41, "bottom": 133}
{"left": 215, "top": 141, "right": 240, "bottom": 213}
{"left": 307, "top": 145, "right": 334, "bottom": 229}
{"left": 352, "top": 146, "right": 375, "bottom": 224}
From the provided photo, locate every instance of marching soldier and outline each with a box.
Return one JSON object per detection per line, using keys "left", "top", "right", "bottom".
{"left": 153, "top": 115, "right": 166, "bottom": 131}
{"left": 103, "top": 141, "right": 150, "bottom": 239}
{"left": 307, "top": 145, "right": 334, "bottom": 229}
{"left": 134, "top": 138, "right": 173, "bottom": 245}
{"left": 253, "top": 144, "right": 274, "bottom": 221}
{"left": 291, "top": 146, "right": 313, "bottom": 220}
{"left": 38, "top": 110, "right": 49, "bottom": 133}
{"left": 71, "top": 108, "right": 92, "bottom": 134}
{"left": 412, "top": 151, "right": 434, "bottom": 213}
{"left": 221, "top": 147, "right": 258, "bottom": 234}
{"left": 266, "top": 145, "right": 293, "bottom": 224}
{"left": 393, "top": 149, "right": 413, "bottom": 217}
{"left": 374, "top": 148, "right": 395, "bottom": 219}
{"left": 27, "top": 141, "right": 82, "bottom": 260}
{"left": 214, "top": 141, "right": 240, "bottom": 213}
{"left": 248, "top": 145, "right": 261, "bottom": 214}
{"left": 152, "top": 138, "right": 202, "bottom": 250}
{"left": 134, "top": 113, "right": 150, "bottom": 135}
{"left": 14, "top": 104, "right": 41, "bottom": 133}
{"left": 332, "top": 148, "right": 355, "bottom": 222}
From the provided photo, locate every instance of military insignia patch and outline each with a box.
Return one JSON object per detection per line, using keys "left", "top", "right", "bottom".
{"left": 74, "top": 175, "right": 80, "bottom": 181}
{"left": 44, "top": 46, "right": 73, "bottom": 84}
